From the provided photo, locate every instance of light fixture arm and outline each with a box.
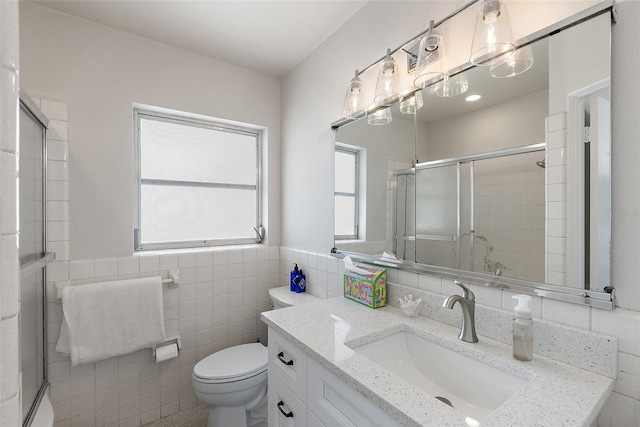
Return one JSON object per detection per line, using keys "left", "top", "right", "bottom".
{"left": 354, "top": 0, "right": 481, "bottom": 77}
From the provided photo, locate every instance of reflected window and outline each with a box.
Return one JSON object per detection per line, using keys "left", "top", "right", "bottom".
{"left": 134, "top": 107, "right": 262, "bottom": 250}
{"left": 335, "top": 146, "right": 359, "bottom": 240}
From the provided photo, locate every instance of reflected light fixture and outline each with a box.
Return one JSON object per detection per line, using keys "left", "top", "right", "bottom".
{"left": 368, "top": 107, "right": 393, "bottom": 125}
{"left": 489, "top": 44, "right": 534, "bottom": 78}
{"left": 434, "top": 73, "right": 469, "bottom": 97}
{"left": 470, "top": 0, "right": 516, "bottom": 66}
{"left": 465, "top": 94, "right": 482, "bottom": 102}
{"left": 342, "top": 69, "right": 366, "bottom": 119}
{"left": 414, "top": 20, "right": 449, "bottom": 89}
{"left": 374, "top": 49, "right": 401, "bottom": 106}
{"left": 400, "top": 91, "right": 424, "bottom": 114}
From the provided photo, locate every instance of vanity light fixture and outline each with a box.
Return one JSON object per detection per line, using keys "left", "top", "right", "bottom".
{"left": 367, "top": 107, "right": 393, "bottom": 125}
{"left": 489, "top": 44, "right": 534, "bottom": 78}
{"left": 465, "top": 94, "right": 482, "bottom": 102}
{"left": 434, "top": 73, "right": 470, "bottom": 97}
{"left": 414, "top": 21, "right": 449, "bottom": 89}
{"left": 470, "top": 0, "right": 516, "bottom": 66}
{"left": 342, "top": 70, "right": 366, "bottom": 119}
{"left": 399, "top": 91, "right": 424, "bottom": 114}
{"left": 374, "top": 48, "right": 401, "bottom": 106}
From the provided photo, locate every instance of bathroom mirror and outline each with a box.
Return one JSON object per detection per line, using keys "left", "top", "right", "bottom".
{"left": 334, "top": 102, "right": 416, "bottom": 257}
{"left": 332, "top": 7, "right": 614, "bottom": 308}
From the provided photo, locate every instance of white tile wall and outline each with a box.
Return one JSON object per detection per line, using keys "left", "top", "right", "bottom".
{"left": 0, "top": 1, "right": 21, "bottom": 425}
{"left": 48, "top": 248, "right": 279, "bottom": 426}
{"left": 473, "top": 152, "right": 546, "bottom": 282}
{"left": 545, "top": 113, "right": 568, "bottom": 285}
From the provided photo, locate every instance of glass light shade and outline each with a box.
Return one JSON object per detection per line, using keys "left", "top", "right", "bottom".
{"left": 490, "top": 45, "right": 534, "bottom": 78}
{"left": 434, "top": 73, "right": 470, "bottom": 97}
{"left": 342, "top": 70, "right": 366, "bottom": 119}
{"left": 374, "top": 49, "right": 401, "bottom": 106}
{"left": 400, "top": 91, "right": 424, "bottom": 114}
{"left": 414, "top": 28, "right": 449, "bottom": 89}
{"left": 470, "top": 0, "right": 516, "bottom": 66}
{"left": 367, "top": 107, "right": 392, "bottom": 125}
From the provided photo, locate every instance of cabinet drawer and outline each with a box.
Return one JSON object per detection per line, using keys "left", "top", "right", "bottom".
{"left": 269, "top": 328, "right": 307, "bottom": 401}
{"left": 306, "top": 358, "right": 401, "bottom": 427}
{"left": 268, "top": 372, "right": 306, "bottom": 427}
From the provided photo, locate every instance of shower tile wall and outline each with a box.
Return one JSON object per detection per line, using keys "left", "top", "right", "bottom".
{"left": 545, "top": 112, "right": 567, "bottom": 286}
{"left": 473, "top": 152, "right": 546, "bottom": 282}
{"left": 0, "top": 0, "right": 22, "bottom": 425}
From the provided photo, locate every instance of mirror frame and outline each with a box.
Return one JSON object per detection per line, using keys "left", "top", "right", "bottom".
{"left": 330, "top": 1, "right": 616, "bottom": 310}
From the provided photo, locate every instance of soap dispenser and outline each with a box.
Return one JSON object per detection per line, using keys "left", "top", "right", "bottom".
{"left": 512, "top": 295, "right": 533, "bottom": 361}
{"left": 290, "top": 264, "right": 299, "bottom": 291}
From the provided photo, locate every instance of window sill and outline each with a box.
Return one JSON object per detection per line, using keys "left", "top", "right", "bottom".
{"left": 135, "top": 243, "right": 266, "bottom": 257}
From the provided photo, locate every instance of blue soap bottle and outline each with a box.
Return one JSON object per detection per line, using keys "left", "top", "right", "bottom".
{"left": 295, "top": 269, "right": 306, "bottom": 293}
{"left": 290, "top": 264, "right": 299, "bottom": 291}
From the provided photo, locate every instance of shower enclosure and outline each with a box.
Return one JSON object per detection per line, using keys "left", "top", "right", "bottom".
{"left": 19, "top": 92, "right": 51, "bottom": 426}
{"left": 394, "top": 143, "right": 546, "bottom": 283}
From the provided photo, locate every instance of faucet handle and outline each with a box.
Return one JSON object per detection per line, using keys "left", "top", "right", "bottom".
{"left": 453, "top": 280, "right": 475, "bottom": 301}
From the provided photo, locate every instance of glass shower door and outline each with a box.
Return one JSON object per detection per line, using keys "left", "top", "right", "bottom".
{"left": 19, "top": 97, "right": 50, "bottom": 426}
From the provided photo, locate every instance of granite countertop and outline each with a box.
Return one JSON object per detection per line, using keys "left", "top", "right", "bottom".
{"left": 261, "top": 297, "right": 615, "bottom": 427}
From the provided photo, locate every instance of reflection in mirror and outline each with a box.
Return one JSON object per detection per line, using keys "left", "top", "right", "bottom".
{"left": 334, "top": 102, "right": 416, "bottom": 257}
{"left": 333, "top": 12, "right": 612, "bottom": 295}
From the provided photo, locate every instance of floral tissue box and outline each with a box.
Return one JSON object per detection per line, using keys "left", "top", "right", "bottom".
{"left": 343, "top": 264, "right": 387, "bottom": 309}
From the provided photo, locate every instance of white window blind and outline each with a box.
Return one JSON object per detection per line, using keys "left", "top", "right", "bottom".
{"left": 134, "top": 108, "right": 262, "bottom": 250}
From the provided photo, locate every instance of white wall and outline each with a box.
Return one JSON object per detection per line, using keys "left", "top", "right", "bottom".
{"left": 336, "top": 111, "right": 415, "bottom": 242}
{"left": 19, "top": 2, "right": 281, "bottom": 260}
{"left": 421, "top": 89, "right": 548, "bottom": 159}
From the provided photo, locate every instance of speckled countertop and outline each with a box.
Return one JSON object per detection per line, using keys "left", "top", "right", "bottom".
{"left": 261, "top": 297, "right": 615, "bottom": 427}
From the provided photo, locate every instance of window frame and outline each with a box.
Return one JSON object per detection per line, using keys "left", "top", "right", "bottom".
{"left": 133, "top": 107, "right": 263, "bottom": 251}
{"left": 334, "top": 145, "right": 359, "bottom": 240}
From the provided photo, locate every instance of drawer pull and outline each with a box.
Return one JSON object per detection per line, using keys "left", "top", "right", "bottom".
{"left": 277, "top": 351, "right": 294, "bottom": 366}
{"left": 277, "top": 400, "right": 294, "bottom": 418}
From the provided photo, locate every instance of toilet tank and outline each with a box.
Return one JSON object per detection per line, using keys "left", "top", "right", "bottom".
{"left": 268, "top": 286, "right": 320, "bottom": 310}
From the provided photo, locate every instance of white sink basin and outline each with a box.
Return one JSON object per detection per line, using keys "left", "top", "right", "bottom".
{"left": 352, "top": 330, "right": 530, "bottom": 423}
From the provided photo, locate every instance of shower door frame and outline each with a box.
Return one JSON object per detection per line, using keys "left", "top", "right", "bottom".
{"left": 394, "top": 143, "right": 546, "bottom": 272}
{"left": 19, "top": 91, "right": 51, "bottom": 427}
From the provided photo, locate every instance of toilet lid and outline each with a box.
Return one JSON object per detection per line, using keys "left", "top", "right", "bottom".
{"left": 193, "top": 343, "right": 268, "bottom": 382}
{"left": 269, "top": 286, "right": 321, "bottom": 307}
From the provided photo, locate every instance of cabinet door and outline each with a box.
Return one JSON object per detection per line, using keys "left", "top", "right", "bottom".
{"left": 268, "top": 372, "right": 306, "bottom": 427}
{"left": 306, "top": 358, "right": 402, "bottom": 427}
{"left": 307, "top": 410, "right": 325, "bottom": 427}
{"left": 269, "top": 328, "right": 308, "bottom": 401}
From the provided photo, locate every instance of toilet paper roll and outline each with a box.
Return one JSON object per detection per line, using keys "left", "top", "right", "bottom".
{"left": 155, "top": 343, "right": 178, "bottom": 363}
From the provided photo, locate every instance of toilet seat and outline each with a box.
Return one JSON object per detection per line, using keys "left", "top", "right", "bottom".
{"left": 193, "top": 343, "right": 268, "bottom": 384}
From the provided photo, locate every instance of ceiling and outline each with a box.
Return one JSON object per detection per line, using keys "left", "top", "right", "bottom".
{"left": 416, "top": 38, "right": 549, "bottom": 124}
{"left": 27, "top": 0, "right": 368, "bottom": 77}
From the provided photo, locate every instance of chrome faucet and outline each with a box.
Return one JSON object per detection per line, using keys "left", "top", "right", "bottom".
{"left": 443, "top": 281, "right": 478, "bottom": 343}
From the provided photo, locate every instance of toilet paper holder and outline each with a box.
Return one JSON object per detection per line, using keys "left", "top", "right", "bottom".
{"left": 153, "top": 336, "right": 181, "bottom": 360}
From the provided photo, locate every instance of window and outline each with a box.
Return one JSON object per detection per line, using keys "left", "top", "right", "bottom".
{"left": 334, "top": 146, "right": 359, "bottom": 240}
{"left": 134, "top": 107, "right": 262, "bottom": 250}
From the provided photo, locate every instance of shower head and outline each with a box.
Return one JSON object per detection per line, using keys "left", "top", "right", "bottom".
{"left": 536, "top": 160, "right": 546, "bottom": 169}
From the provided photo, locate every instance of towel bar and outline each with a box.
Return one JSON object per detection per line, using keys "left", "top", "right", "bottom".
{"left": 162, "top": 270, "right": 180, "bottom": 288}
{"left": 54, "top": 270, "right": 180, "bottom": 303}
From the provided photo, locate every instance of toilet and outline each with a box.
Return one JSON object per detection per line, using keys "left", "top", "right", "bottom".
{"left": 192, "top": 286, "right": 320, "bottom": 427}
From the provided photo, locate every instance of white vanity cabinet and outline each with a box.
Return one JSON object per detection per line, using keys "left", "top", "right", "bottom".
{"left": 268, "top": 328, "right": 402, "bottom": 427}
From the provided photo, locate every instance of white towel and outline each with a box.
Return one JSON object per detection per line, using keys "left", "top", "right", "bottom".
{"left": 56, "top": 276, "right": 166, "bottom": 366}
